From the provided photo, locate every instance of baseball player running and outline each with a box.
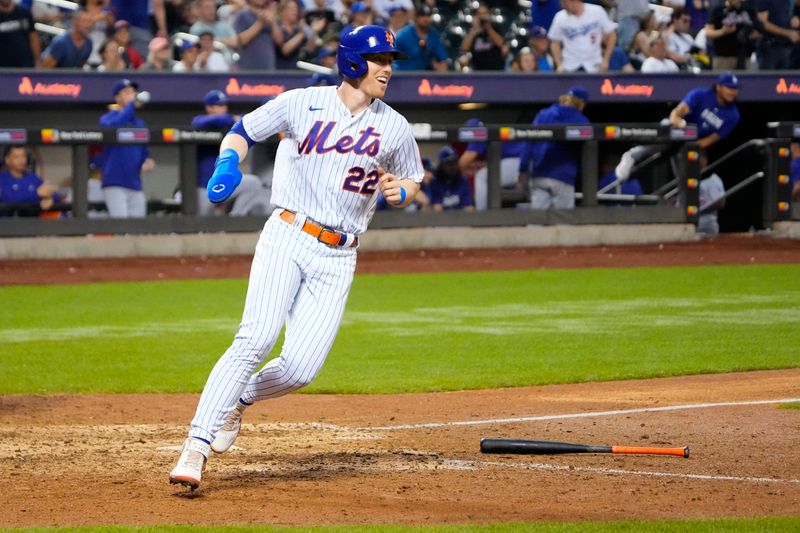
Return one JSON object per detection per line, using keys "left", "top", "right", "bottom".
{"left": 170, "top": 25, "right": 423, "bottom": 490}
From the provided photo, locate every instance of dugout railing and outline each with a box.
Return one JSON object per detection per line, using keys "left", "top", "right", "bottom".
{"left": 0, "top": 122, "right": 742, "bottom": 237}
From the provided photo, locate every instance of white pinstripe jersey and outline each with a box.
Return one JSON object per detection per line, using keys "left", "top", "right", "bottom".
{"left": 242, "top": 86, "right": 424, "bottom": 234}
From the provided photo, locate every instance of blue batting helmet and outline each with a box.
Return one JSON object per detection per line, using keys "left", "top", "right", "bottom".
{"left": 337, "top": 25, "right": 407, "bottom": 79}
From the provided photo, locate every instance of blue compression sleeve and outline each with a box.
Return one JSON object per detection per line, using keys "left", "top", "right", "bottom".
{"left": 229, "top": 120, "right": 256, "bottom": 147}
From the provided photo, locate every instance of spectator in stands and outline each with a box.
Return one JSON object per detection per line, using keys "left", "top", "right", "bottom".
{"left": 459, "top": 2, "right": 508, "bottom": 71}
{"left": 172, "top": 39, "right": 200, "bottom": 71}
{"left": 40, "top": 9, "right": 93, "bottom": 68}
{"left": 756, "top": 0, "right": 799, "bottom": 68}
{"left": 791, "top": 141, "right": 800, "bottom": 201}
{"left": 84, "top": 0, "right": 114, "bottom": 67}
{"left": 164, "top": 0, "right": 192, "bottom": 35}
{"left": 190, "top": 90, "right": 271, "bottom": 216}
{"left": 665, "top": 8, "right": 696, "bottom": 68}
{"left": 110, "top": 0, "right": 167, "bottom": 58}
{"left": 303, "top": 0, "right": 339, "bottom": 28}
{"left": 528, "top": 25, "right": 554, "bottom": 71}
{"left": 607, "top": 43, "right": 636, "bottom": 71}
{"left": 340, "top": 2, "right": 373, "bottom": 37}
{"left": 274, "top": 0, "right": 326, "bottom": 69}
{"left": 98, "top": 79, "right": 156, "bottom": 218}
{"left": 706, "top": 0, "right": 761, "bottom": 70}
{"left": 518, "top": 86, "right": 590, "bottom": 210}
{"left": 112, "top": 20, "right": 145, "bottom": 69}
{"left": 687, "top": 0, "right": 710, "bottom": 35}
{"left": 96, "top": 38, "right": 128, "bottom": 71}
{"left": 373, "top": 0, "right": 414, "bottom": 21}
{"left": 394, "top": 3, "right": 448, "bottom": 71}
{"left": 616, "top": 73, "right": 741, "bottom": 181}
{"left": 640, "top": 34, "right": 680, "bottom": 72}
{"left": 386, "top": 5, "right": 411, "bottom": 36}
{"left": 233, "top": 0, "right": 278, "bottom": 71}
{"left": 508, "top": 47, "right": 537, "bottom": 71}
{"left": 628, "top": 11, "right": 660, "bottom": 69}
{"left": 195, "top": 30, "right": 231, "bottom": 71}
{"left": 531, "top": 0, "right": 561, "bottom": 32}
{"left": 0, "top": 0, "right": 41, "bottom": 68}
{"left": 548, "top": 0, "right": 617, "bottom": 72}
{"left": 459, "top": 118, "right": 525, "bottom": 211}
{"left": 139, "top": 36, "right": 177, "bottom": 71}
{"left": 616, "top": 0, "right": 652, "bottom": 52}
{"left": 0, "top": 146, "right": 58, "bottom": 217}
{"left": 190, "top": 0, "right": 239, "bottom": 49}
{"left": 431, "top": 146, "right": 475, "bottom": 211}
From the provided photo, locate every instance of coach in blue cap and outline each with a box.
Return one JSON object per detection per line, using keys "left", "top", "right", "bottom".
{"left": 190, "top": 90, "right": 270, "bottom": 216}
{"left": 518, "top": 86, "right": 590, "bottom": 210}
{"left": 98, "top": 78, "right": 155, "bottom": 218}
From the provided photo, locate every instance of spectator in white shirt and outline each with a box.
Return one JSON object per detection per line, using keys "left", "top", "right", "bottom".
{"left": 548, "top": 0, "right": 618, "bottom": 72}
{"left": 640, "top": 34, "right": 680, "bottom": 72}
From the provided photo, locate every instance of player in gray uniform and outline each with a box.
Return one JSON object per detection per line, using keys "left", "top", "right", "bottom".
{"left": 169, "top": 25, "right": 423, "bottom": 491}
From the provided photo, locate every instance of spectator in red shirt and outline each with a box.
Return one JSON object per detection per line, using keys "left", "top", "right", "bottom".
{"left": 112, "top": 20, "right": 145, "bottom": 69}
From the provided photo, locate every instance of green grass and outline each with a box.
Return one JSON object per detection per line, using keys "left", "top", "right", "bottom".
{"left": 1, "top": 264, "right": 798, "bottom": 394}
{"left": 4, "top": 517, "right": 800, "bottom": 532}
{"left": 779, "top": 402, "right": 800, "bottom": 410}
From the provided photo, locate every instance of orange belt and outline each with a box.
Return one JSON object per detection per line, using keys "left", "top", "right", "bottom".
{"left": 279, "top": 209, "right": 358, "bottom": 248}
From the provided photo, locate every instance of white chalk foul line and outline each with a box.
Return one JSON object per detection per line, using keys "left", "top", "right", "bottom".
{"left": 361, "top": 398, "right": 800, "bottom": 431}
{"left": 464, "top": 460, "right": 800, "bottom": 485}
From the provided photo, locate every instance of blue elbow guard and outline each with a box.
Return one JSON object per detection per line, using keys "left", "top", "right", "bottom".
{"left": 207, "top": 148, "right": 242, "bottom": 204}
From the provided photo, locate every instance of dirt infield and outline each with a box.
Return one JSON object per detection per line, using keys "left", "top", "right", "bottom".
{"left": 1, "top": 371, "right": 799, "bottom": 527}
{"left": 1, "top": 235, "right": 799, "bottom": 527}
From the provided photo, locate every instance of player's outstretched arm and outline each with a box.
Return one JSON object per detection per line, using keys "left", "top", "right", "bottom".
{"left": 207, "top": 133, "right": 250, "bottom": 204}
{"left": 378, "top": 168, "right": 420, "bottom": 208}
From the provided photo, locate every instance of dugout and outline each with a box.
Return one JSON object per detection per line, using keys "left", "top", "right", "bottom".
{"left": 0, "top": 71, "right": 798, "bottom": 236}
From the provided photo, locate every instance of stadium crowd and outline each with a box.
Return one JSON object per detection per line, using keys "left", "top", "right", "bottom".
{"left": 2, "top": 0, "right": 800, "bottom": 73}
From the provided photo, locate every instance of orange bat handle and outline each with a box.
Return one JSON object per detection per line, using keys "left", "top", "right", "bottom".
{"left": 611, "top": 445, "right": 689, "bottom": 458}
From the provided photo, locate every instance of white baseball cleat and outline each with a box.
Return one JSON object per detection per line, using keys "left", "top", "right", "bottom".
{"left": 169, "top": 437, "right": 210, "bottom": 490}
{"left": 211, "top": 401, "right": 248, "bottom": 454}
{"left": 615, "top": 152, "right": 635, "bottom": 182}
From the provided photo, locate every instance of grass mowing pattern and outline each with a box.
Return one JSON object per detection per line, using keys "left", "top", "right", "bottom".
{"left": 1, "top": 264, "right": 798, "bottom": 394}
{"left": 6, "top": 516, "right": 800, "bottom": 532}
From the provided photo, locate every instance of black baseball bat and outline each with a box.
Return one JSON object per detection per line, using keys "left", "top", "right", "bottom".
{"left": 480, "top": 438, "right": 689, "bottom": 457}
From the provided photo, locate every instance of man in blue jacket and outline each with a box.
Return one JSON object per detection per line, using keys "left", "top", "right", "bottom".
{"left": 191, "top": 89, "right": 271, "bottom": 216}
{"left": 519, "top": 86, "right": 590, "bottom": 209}
{"left": 99, "top": 78, "right": 155, "bottom": 218}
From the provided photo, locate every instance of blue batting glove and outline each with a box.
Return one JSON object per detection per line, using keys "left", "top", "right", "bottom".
{"left": 207, "top": 148, "right": 242, "bottom": 204}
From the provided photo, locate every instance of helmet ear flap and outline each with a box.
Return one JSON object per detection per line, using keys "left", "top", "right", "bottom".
{"left": 339, "top": 49, "right": 368, "bottom": 79}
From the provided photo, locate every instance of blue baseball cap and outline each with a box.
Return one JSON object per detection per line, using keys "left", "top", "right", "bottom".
{"left": 180, "top": 39, "right": 199, "bottom": 52}
{"left": 307, "top": 72, "right": 340, "bottom": 86}
{"left": 112, "top": 78, "right": 138, "bottom": 97}
{"left": 529, "top": 25, "right": 548, "bottom": 38}
{"left": 566, "top": 85, "right": 589, "bottom": 102}
{"left": 465, "top": 118, "right": 484, "bottom": 127}
{"left": 203, "top": 89, "right": 229, "bottom": 106}
{"left": 316, "top": 47, "right": 336, "bottom": 62}
{"left": 351, "top": 2, "right": 369, "bottom": 14}
{"left": 716, "top": 72, "right": 740, "bottom": 89}
{"left": 438, "top": 146, "right": 458, "bottom": 163}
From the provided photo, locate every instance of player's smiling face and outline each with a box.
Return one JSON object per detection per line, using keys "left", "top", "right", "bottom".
{"left": 360, "top": 53, "right": 394, "bottom": 98}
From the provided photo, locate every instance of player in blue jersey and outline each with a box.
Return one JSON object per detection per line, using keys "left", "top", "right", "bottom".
{"left": 616, "top": 72, "right": 741, "bottom": 181}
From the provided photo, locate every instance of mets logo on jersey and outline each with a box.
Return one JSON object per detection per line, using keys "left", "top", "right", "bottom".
{"left": 299, "top": 121, "right": 382, "bottom": 156}
{"left": 385, "top": 31, "right": 395, "bottom": 47}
